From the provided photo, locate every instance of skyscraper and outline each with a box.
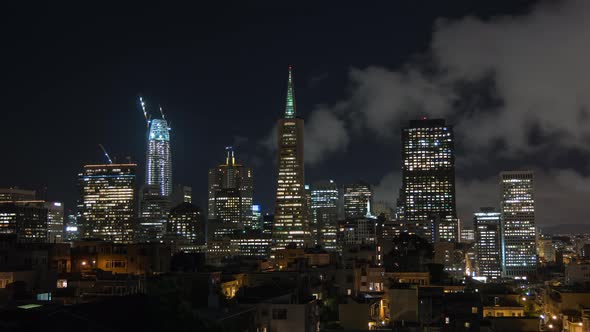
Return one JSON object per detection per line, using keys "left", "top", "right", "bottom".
{"left": 137, "top": 185, "right": 170, "bottom": 242}
{"left": 473, "top": 207, "right": 502, "bottom": 280}
{"left": 166, "top": 202, "right": 205, "bottom": 246}
{"left": 146, "top": 118, "right": 172, "bottom": 197}
{"left": 500, "top": 171, "right": 536, "bottom": 278}
{"left": 45, "top": 201, "right": 64, "bottom": 243}
{"left": 272, "top": 67, "right": 309, "bottom": 254}
{"left": 311, "top": 180, "right": 339, "bottom": 251}
{"left": 401, "top": 118, "right": 456, "bottom": 243}
{"left": 208, "top": 147, "right": 253, "bottom": 231}
{"left": 140, "top": 104, "right": 173, "bottom": 243}
{"left": 343, "top": 182, "right": 372, "bottom": 219}
{"left": 79, "top": 163, "right": 137, "bottom": 243}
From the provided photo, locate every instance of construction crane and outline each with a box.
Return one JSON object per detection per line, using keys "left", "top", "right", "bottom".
{"left": 98, "top": 144, "right": 113, "bottom": 164}
{"left": 138, "top": 96, "right": 151, "bottom": 129}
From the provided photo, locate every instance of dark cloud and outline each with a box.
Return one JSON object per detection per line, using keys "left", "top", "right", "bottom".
{"left": 296, "top": 0, "right": 590, "bottom": 225}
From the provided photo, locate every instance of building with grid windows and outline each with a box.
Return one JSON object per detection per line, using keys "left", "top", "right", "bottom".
{"left": 79, "top": 164, "right": 137, "bottom": 243}
{"left": 166, "top": 202, "right": 205, "bottom": 246}
{"left": 0, "top": 200, "right": 48, "bottom": 243}
{"left": 272, "top": 67, "right": 309, "bottom": 254}
{"left": 500, "top": 171, "right": 536, "bottom": 278}
{"left": 137, "top": 184, "right": 170, "bottom": 243}
{"left": 310, "top": 180, "right": 339, "bottom": 251}
{"left": 343, "top": 182, "right": 372, "bottom": 219}
{"left": 146, "top": 118, "right": 172, "bottom": 197}
{"left": 208, "top": 147, "right": 253, "bottom": 232}
{"left": 473, "top": 207, "right": 502, "bottom": 280}
{"left": 45, "top": 201, "right": 64, "bottom": 243}
{"left": 401, "top": 118, "right": 456, "bottom": 243}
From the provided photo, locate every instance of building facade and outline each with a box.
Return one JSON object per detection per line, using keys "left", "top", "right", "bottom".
{"left": 0, "top": 188, "right": 36, "bottom": 201}
{"left": 0, "top": 201, "right": 48, "bottom": 243}
{"left": 500, "top": 171, "right": 537, "bottom": 278}
{"left": 137, "top": 184, "right": 170, "bottom": 243}
{"left": 310, "top": 180, "right": 339, "bottom": 251}
{"left": 79, "top": 164, "right": 137, "bottom": 243}
{"left": 343, "top": 183, "right": 372, "bottom": 219}
{"left": 401, "top": 118, "right": 456, "bottom": 243}
{"left": 208, "top": 147, "right": 253, "bottom": 231}
{"left": 146, "top": 118, "right": 172, "bottom": 197}
{"left": 473, "top": 207, "right": 502, "bottom": 280}
{"left": 45, "top": 202, "right": 64, "bottom": 243}
{"left": 272, "top": 67, "right": 309, "bottom": 254}
{"left": 166, "top": 202, "right": 205, "bottom": 246}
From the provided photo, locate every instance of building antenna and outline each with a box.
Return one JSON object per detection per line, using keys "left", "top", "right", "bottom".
{"left": 98, "top": 144, "right": 113, "bottom": 164}
{"left": 159, "top": 104, "right": 166, "bottom": 121}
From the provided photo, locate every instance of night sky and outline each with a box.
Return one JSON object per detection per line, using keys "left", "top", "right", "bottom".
{"left": 4, "top": 1, "right": 589, "bottom": 227}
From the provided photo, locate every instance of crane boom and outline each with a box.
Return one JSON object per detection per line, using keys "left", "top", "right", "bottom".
{"left": 98, "top": 144, "right": 113, "bottom": 164}
{"left": 139, "top": 96, "right": 150, "bottom": 128}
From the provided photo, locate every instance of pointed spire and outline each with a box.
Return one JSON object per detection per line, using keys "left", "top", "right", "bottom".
{"left": 285, "top": 65, "right": 296, "bottom": 119}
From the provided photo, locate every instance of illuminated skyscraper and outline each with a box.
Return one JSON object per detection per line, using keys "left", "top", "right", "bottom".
{"left": 473, "top": 207, "right": 502, "bottom": 280}
{"left": 79, "top": 164, "right": 137, "bottom": 243}
{"left": 272, "top": 67, "right": 309, "bottom": 254}
{"left": 45, "top": 201, "right": 64, "bottom": 243}
{"left": 401, "top": 118, "right": 456, "bottom": 243}
{"left": 208, "top": 147, "right": 253, "bottom": 231}
{"left": 146, "top": 118, "right": 172, "bottom": 197}
{"left": 500, "top": 171, "right": 536, "bottom": 278}
{"left": 343, "top": 182, "right": 372, "bottom": 219}
{"left": 311, "top": 180, "right": 339, "bottom": 251}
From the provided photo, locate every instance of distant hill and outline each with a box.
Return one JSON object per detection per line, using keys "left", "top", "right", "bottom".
{"left": 538, "top": 224, "right": 590, "bottom": 235}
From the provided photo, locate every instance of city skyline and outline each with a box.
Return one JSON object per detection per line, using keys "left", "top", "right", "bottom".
{"left": 3, "top": 1, "right": 590, "bottom": 228}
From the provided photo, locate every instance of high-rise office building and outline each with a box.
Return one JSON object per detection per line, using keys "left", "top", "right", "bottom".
{"left": 0, "top": 188, "right": 36, "bottom": 201}
{"left": 311, "top": 180, "right": 339, "bottom": 251}
{"left": 401, "top": 118, "right": 456, "bottom": 243}
{"left": 434, "top": 216, "right": 459, "bottom": 242}
{"left": 251, "top": 204, "right": 263, "bottom": 230}
{"left": 473, "top": 208, "right": 502, "bottom": 280}
{"left": 208, "top": 147, "right": 253, "bottom": 231}
{"left": 137, "top": 184, "right": 170, "bottom": 243}
{"left": 272, "top": 67, "right": 309, "bottom": 254}
{"left": 65, "top": 213, "right": 80, "bottom": 242}
{"left": 500, "top": 171, "right": 536, "bottom": 278}
{"left": 79, "top": 163, "right": 137, "bottom": 243}
{"left": 167, "top": 202, "right": 205, "bottom": 245}
{"left": 0, "top": 200, "right": 48, "bottom": 243}
{"left": 146, "top": 118, "right": 172, "bottom": 197}
{"left": 45, "top": 201, "right": 64, "bottom": 243}
{"left": 343, "top": 183, "right": 372, "bottom": 219}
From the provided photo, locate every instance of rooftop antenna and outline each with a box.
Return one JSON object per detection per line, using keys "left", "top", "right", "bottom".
{"left": 98, "top": 144, "right": 113, "bottom": 164}
{"left": 159, "top": 104, "right": 166, "bottom": 121}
